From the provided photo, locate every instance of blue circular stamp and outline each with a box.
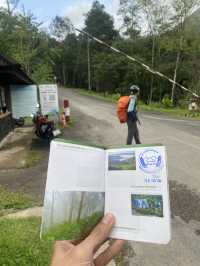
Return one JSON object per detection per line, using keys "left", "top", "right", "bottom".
{"left": 139, "top": 149, "right": 163, "bottom": 173}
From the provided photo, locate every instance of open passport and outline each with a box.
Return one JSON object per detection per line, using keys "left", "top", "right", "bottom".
{"left": 41, "top": 139, "right": 171, "bottom": 244}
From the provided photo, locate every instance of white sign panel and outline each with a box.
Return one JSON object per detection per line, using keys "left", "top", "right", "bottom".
{"left": 39, "top": 84, "right": 59, "bottom": 115}
{"left": 10, "top": 85, "right": 38, "bottom": 119}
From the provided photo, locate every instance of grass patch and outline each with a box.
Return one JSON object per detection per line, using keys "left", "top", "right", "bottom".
{"left": 0, "top": 218, "right": 53, "bottom": 266}
{"left": 23, "top": 150, "right": 42, "bottom": 168}
{"left": 0, "top": 213, "right": 103, "bottom": 265}
{"left": 139, "top": 102, "right": 200, "bottom": 119}
{"left": 57, "top": 118, "right": 77, "bottom": 130}
{"left": 43, "top": 212, "right": 103, "bottom": 241}
{"left": 67, "top": 117, "right": 77, "bottom": 127}
{"left": 24, "top": 116, "right": 33, "bottom": 126}
{"left": 0, "top": 186, "right": 36, "bottom": 216}
{"left": 78, "top": 88, "right": 119, "bottom": 103}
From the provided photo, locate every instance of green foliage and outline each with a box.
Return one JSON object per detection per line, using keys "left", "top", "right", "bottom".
{"left": 93, "top": 53, "right": 119, "bottom": 92}
{"left": 84, "top": 1, "right": 118, "bottom": 42}
{"left": 50, "top": 16, "right": 72, "bottom": 41}
{"left": 23, "top": 150, "right": 42, "bottom": 168}
{"left": 0, "top": 9, "right": 54, "bottom": 83}
{"left": 118, "top": 0, "right": 141, "bottom": 39}
{"left": 32, "top": 63, "right": 54, "bottom": 84}
{"left": 0, "top": 211, "right": 102, "bottom": 265}
{"left": 0, "top": 218, "right": 53, "bottom": 266}
{"left": 0, "top": 186, "right": 35, "bottom": 215}
{"left": 162, "top": 95, "right": 173, "bottom": 108}
{"left": 44, "top": 212, "right": 103, "bottom": 241}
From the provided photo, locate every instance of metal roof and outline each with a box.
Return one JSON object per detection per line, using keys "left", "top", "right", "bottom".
{"left": 0, "top": 54, "right": 35, "bottom": 85}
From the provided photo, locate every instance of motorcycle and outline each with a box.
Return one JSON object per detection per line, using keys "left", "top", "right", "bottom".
{"left": 32, "top": 111, "right": 61, "bottom": 141}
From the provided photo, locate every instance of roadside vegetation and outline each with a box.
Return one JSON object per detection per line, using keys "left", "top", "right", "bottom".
{"left": 43, "top": 212, "right": 102, "bottom": 241}
{"left": 0, "top": 218, "right": 53, "bottom": 266}
{"left": 1, "top": 0, "right": 200, "bottom": 110}
{"left": 0, "top": 186, "right": 36, "bottom": 216}
{"left": 22, "top": 150, "right": 42, "bottom": 168}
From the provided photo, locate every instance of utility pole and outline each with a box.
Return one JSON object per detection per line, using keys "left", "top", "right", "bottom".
{"left": 87, "top": 37, "right": 91, "bottom": 90}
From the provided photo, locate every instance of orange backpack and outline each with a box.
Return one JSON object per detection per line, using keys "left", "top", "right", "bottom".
{"left": 117, "top": 96, "right": 130, "bottom": 123}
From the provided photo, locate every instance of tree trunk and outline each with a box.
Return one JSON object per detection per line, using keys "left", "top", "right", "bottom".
{"left": 62, "top": 63, "right": 66, "bottom": 86}
{"left": 171, "top": 37, "right": 183, "bottom": 105}
{"left": 171, "top": 51, "right": 181, "bottom": 104}
{"left": 157, "top": 37, "right": 162, "bottom": 103}
{"left": 6, "top": 0, "right": 11, "bottom": 16}
{"left": 77, "top": 192, "right": 85, "bottom": 221}
{"left": 149, "top": 35, "right": 156, "bottom": 104}
{"left": 87, "top": 38, "right": 91, "bottom": 90}
{"left": 69, "top": 193, "right": 74, "bottom": 222}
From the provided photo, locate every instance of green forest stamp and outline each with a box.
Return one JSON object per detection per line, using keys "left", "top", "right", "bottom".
{"left": 131, "top": 194, "right": 163, "bottom": 217}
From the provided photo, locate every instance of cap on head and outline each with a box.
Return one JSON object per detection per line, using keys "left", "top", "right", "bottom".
{"left": 130, "top": 85, "right": 140, "bottom": 94}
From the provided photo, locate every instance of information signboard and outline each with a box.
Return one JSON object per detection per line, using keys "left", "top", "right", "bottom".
{"left": 39, "top": 84, "right": 59, "bottom": 115}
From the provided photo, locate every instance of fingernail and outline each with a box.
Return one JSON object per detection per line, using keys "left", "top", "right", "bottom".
{"left": 102, "top": 213, "right": 115, "bottom": 225}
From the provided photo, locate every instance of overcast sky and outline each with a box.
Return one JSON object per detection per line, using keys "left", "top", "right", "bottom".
{"left": 0, "top": 0, "right": 121, "bottom": 29}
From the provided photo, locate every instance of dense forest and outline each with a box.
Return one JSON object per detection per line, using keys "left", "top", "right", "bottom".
{"left": 1, "top": 0, "right": 200, "bottom": 105}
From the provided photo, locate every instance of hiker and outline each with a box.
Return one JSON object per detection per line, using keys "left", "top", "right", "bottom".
{"left": 126, "top": 85, "right": 141, "bottom": 145}
{"left": 51, "top": 213, "right": 125, "bottom": 266}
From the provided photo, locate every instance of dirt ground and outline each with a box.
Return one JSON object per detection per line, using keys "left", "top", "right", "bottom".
{"left": 0, "top": 127, "right": 49, "bottom": 203}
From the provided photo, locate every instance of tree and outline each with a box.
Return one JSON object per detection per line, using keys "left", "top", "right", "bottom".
{"left": 6, "top": 0, "right": 19, "bottom": 16}
{"left": 0, "top": 7, "right": 54, "bottom": 83}
{"left": 50, "top": 16, "right": 78, "bottom": 86}
{"left": 139, "top": 0, "right": 171, "bottom": 103}
{"left": 170, "top": 0, "right": 200, "bottom": 104}
{"left": 93, "top": 52, "right": 119, "bottom": 94}
{"left": 84, "top": 1, "right": 118, "bottom": 42}
{"left": 118, "top": 0, "right": 141, "bottom": 39}
{"left": 50, "top": 16, "right": 73, "bottom": 41}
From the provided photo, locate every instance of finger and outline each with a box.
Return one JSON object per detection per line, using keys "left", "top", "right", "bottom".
{"left": 94, "top": 240, "right": 126, "bottom": 266}
{"left": 51, "top": 241, "right": 74, "bottom": 265}
{"left": 81, "top": 213, "right": 115, "bottom": 252}
{"left": 70, "top": 239, "right": 84, "bottom": 245}
{"left": 93, "top": 238, "right": 109, "bottom": 255}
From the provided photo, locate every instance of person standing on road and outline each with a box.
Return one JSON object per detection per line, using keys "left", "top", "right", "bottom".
{"left": 126, "top": 85, "right": 141, "bottom": 145}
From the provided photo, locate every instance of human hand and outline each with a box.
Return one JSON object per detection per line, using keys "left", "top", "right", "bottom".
{"left": 51, "top": 213, "right": 126, "bottom": 266}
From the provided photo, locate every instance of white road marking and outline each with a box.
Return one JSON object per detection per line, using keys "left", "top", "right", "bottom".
{"left": 167, "top": 136, "right": 200, "bottom": 151}
{"left": 144, "top": 136, "right": 200, "bottom": 151}
{"left": 142, "top": 114, "right": 200, "bottom": 126}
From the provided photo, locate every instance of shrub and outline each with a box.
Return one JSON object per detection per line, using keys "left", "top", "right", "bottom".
{"left": 162, "top": 95, "right": 173, "bottom": 108}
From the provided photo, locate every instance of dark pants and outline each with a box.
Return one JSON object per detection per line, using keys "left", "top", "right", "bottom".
{"left": 127, "top": 119, "right": 141, "bottom": 145}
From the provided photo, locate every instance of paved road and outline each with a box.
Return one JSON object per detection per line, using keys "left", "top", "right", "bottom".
{"left": 60, "top": 88, "right": 200, "bottom": 192}
{"left": 59, "top": 88, "right": 200, "bottom": 266}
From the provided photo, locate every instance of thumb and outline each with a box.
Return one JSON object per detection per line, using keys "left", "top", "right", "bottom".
{"left": 81, "top": 213, "right": 115, "bottom": 252}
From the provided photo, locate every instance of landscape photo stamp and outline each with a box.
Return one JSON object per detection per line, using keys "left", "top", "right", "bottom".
{"left": 108, "top": 151, "right": 136, "bottom": 171}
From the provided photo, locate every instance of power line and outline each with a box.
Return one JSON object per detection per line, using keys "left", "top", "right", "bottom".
{"left": 75, "top": 27, "right": 199, "bottom": 98}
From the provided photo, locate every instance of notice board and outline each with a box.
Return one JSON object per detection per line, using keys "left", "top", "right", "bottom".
{"left": 39, "top": 84, "right": 59, "bottom": 115}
